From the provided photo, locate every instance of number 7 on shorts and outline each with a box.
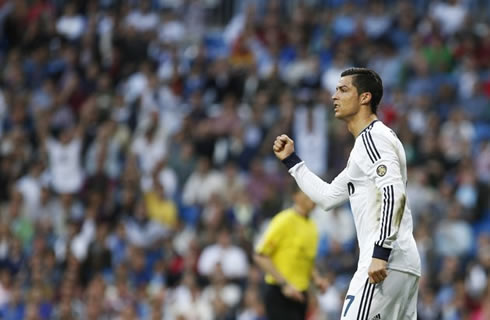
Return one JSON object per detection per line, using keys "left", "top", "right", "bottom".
{"left": 343, "top": 295, "right": 355, "bottom": 317}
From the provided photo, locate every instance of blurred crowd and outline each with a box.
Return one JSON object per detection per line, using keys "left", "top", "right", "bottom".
{"left": 0, "top": 0, "right": 489, "bottom": 319}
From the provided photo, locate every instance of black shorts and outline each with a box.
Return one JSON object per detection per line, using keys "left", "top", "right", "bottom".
{"left": 264, "top": 284, "right": 308, "bottom": 320}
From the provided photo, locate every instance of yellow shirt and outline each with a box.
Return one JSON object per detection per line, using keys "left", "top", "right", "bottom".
{"left": 144, "top": 192, "right": 178, "bottom": 228}
{"left": 255, "top": 209, "right": 318, "bottom": 291}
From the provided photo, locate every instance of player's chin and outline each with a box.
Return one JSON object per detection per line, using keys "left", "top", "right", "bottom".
{"left": 334, "top": 110, "right": 344, "bottom": 119}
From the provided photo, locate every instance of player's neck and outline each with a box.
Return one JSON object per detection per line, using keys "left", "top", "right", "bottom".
{"left": 346, "top": 111, "right": 378, "bottom": 138}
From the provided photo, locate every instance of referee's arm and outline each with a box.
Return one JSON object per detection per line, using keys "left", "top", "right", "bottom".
{"left": 254, "top": 214, "right": 304, "bottom": 302}
{"left": 312, "top": 267, "right": 329, "bottom": 293}
{"left": 253, "top": 253, "right": 288, "bottom": 287}
{"left": 253, "top": 253, "right": 304, "bottom": 302}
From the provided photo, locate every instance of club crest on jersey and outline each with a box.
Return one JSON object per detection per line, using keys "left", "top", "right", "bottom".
{"left": 376, "top": 165, "right": 387, "bottom": 177}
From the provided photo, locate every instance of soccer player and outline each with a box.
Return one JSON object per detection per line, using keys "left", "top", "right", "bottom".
{"left": 254, "top": 188, "right": 328, "bottom": 320}
{"left": 273, "top": 68, "right": 421, "bottom": 320}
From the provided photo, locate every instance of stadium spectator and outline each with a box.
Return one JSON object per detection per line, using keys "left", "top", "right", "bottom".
{"left": 198, "top": 227, "right": 249, "bottom": 281}
{"left": 0, "top": 1, "right": 488, "bottom": 319}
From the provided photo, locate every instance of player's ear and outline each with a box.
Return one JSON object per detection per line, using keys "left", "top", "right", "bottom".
{"left": 360, "top": 92, "right": 372, "bottom": 105}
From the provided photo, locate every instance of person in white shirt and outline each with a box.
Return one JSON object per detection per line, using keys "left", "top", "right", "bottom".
{"left": 15, "top": 159, "right": 46, "bottom": 220}
{"left": 201, "top": 266, "right": 242, "bottom": 309}
{"left": 125, "top": 0, "right": 159, "bottom": 33}
{"left": 273, "top": 68, "right": 421, "bottom": 320}
{"left": 56, "top": 3, "right": 85, "bottom": 41}
{"left": 197, "top": 228, "right": 249, "bottom": 280}
{"left": 293, "top": 97, "right": 328, "bottom": 177}
{"left": 182, "top": 156, "right": 226, "bottom": 207}
{"left": 42, "top": 115, "right": 87, "bottom": 196}
{"left": 130, "top": 114, "right": 168, "bottom": 176}
{"left": 169, "top": 272, "right": 214, "bottom": 320}
{"left": 430, "top": 0, "right": 467, "bottom": 36}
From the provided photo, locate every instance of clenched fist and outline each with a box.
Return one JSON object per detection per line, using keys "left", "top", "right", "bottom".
{"left": 273, "top": 134, "right": 295, "bottom": 160}
{"left": 368, "top": 258, "right": 388, "bottom": 284}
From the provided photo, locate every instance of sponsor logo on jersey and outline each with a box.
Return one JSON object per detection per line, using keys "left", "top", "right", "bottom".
{"left": 371, "top": 314, "right": 381, "bottom": 320}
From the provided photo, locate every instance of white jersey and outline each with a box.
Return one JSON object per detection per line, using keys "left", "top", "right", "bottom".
{"left": 47, "top": 138, "right": 83, "bottom": 194}
{"left": 287, "top": 120, "right": 421, "bottom": 276}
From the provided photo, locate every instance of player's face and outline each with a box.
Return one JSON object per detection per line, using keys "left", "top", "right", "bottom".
{"left": 332, "top": 76, "right": 361, "bottom": 120}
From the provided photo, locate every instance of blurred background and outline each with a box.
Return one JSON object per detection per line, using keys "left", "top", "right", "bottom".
{"left": 0, "top": 0, "right": 489, "bottom": 319}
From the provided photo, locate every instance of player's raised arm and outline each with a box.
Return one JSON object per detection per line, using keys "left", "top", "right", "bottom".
{"left": 273, "top": 134, "right": 349, "bottom": 211}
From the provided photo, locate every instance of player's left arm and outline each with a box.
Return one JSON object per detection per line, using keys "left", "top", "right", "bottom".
{"left": 356, "top": 130, "right": 407, "bottom": 283}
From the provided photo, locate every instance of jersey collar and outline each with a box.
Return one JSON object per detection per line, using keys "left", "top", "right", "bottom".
{"left": 357, "top": 119, "right": 379, "bottom": 137}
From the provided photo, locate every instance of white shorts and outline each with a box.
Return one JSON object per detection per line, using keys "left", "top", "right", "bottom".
{"left": 341, "top": 269, "right": 419, "bottom": 320}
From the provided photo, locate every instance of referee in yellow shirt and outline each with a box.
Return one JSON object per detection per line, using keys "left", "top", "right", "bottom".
{"left": 254, "top": 188, "right": 328, "bottom": 320}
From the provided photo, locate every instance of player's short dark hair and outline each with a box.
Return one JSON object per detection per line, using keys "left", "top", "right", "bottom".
{"left": 341, "top": 67, "right": 383, "bottom": 114}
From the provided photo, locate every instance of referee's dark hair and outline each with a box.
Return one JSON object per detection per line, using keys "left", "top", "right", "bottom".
{"left": 341, "top": 67, "right": 383, "bottom": 114}
{"left": 292, "top": 183, "right": 303, "bottom": 195}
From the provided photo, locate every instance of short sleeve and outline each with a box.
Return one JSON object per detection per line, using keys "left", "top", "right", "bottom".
{"left": 255, "top": 213, "right": 288, "bottom": 256}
